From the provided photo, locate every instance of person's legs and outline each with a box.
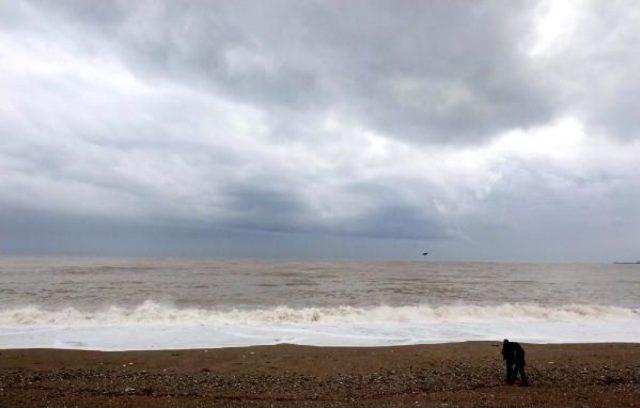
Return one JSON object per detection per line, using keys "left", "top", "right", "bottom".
{"left": 505, "top": 360, "right": 515, "bottom": 384}
{"left": 517, "top": 363, "right": 528, "bottom": 386}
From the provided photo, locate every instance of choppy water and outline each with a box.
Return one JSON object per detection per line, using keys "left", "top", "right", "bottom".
{"left": 1, "top": 257, "right": 639, "bottom": 350}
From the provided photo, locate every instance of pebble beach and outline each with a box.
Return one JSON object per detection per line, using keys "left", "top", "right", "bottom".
{"left": 1, "top": 342, "right": 639, "bottom": 407}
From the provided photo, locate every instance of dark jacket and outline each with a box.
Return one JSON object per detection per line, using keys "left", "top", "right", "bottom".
{"left": 502, "top": 341, "right": 525, "bottom": 363}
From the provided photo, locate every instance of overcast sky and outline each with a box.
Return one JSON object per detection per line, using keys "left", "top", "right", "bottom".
{"left": 1, "top": 0, "right": 639, "bottom": 261}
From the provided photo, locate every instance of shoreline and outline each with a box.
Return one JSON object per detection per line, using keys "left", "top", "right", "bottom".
{"left": 1, "top": 342, "right": 639, "bottom": 407}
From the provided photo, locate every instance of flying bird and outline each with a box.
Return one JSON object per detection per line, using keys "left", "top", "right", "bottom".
{"left": 422, "top": 252, "right": 429, "bottom": 256}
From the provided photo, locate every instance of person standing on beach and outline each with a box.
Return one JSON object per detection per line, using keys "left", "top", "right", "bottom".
{"left": 502, "top": 339, "right": 528, "bottom": 386}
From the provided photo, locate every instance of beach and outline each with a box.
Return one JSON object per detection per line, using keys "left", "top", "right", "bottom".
{"left": 2, "top": 342, "right": 639, "bottom": 407}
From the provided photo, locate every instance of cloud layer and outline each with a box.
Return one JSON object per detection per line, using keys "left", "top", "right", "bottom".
{"left": 1, "top": 0, "right": 639, "bottom": 260}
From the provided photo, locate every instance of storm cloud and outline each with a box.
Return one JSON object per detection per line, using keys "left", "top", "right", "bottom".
{"left": 1, "top": 0, "right": 639, "bottom": 260}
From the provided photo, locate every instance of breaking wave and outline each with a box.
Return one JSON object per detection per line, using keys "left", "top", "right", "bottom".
{"left": 1, "top": 301, "right": 638, "bottom": 328}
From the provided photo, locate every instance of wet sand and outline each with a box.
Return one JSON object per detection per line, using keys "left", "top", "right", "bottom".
{"left": 1, "top": 342, "right": 639, "bottom": 407}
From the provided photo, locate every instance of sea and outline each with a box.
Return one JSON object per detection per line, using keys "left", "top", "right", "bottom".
{"left": 0, "top": 257, "right": 638, "bottom": 350}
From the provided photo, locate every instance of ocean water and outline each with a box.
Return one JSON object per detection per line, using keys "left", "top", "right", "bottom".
{"left": 0, "top": 257, "right": 638, "bottom": 350}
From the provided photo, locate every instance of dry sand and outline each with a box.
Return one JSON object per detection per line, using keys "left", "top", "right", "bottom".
{"left": 1, "top": 342, "right": 639, "bottom": 407}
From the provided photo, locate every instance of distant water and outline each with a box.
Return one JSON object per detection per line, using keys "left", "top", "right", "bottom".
{"left": 0, "top": 257, "right": 638, "bottom": 350}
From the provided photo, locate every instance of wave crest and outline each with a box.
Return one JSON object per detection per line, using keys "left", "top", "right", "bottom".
{"left": 1, "top": 301, "right": 638, "bottom": 328}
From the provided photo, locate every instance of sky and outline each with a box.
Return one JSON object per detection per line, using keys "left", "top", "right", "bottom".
{"left": 1, "top": 0, "right": 639, "bottom": 261}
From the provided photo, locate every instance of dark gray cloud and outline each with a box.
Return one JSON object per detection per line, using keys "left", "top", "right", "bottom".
{"left": 1, "top": 0, "right": 639, "bottom": 260}
{"left": 18, "top": 0, "right": 555, "bottom": 143}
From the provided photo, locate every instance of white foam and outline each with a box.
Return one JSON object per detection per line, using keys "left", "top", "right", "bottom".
{"left": 0, "top": 301, "right": 638, "bottom": 350}
{"left": 1, "top": 301, "right": 637, "bottom": 327}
